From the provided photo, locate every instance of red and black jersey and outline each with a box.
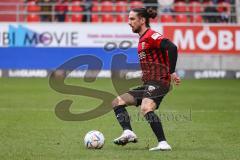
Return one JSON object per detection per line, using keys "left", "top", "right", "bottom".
{"left": 137, "top": 28, "right": 171, "bottom": 83}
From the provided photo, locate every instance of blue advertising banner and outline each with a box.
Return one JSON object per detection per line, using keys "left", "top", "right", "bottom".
{"left": 0, "top": 47, "right": 138, "bottom": 69}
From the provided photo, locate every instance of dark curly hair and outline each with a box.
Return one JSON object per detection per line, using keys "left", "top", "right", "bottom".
{"left": 132, "top": 7, "right": 157, "bottom": 27}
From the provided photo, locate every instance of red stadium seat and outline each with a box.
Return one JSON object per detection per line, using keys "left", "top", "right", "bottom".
{"left": 202, "top": 0, "right": 213, "bottom": 9}
{"left": 70, "top": 1, "right": 84, "bottom": 12}
{"left": 174, "top": 1, "right": 188, "bottom": 12}
{"left": 66, "top": 14, "right": 83, "bottom": 22}
{"left": 130, "top": 0, "right": 143, "bottom": 9}
{"left": 55, "top": 2, "right": 68, "bottom": 11}
{"left": 115, "top": 1, "right": 128, "bottom": 12}
{"left": 65, "top": 16, "right": 71, "bottom": 22}
{"left": 189, "top": 15, "right": 203, "bottom": 23}
{"left": 160, "top": 14, "right": 174, "bottom": 23}
{"left": 189, "top": 1, "right": 203, "bottom": 13}
{"left": 27, "top": 1, "right": 40, "bottom": 12}
{"left": 101, "top": 1, "right": 114, "bottom": 12}
{"left": 91, "top": 14, "right": 100, "bottom": 22}
{"left": 91, "top": 2, "right": 100, "bottom": 12}
{"left": 150, "top": 17, "right": 158, "bottom": 23}
{"left": 73, "top": 15, "right": 83, "bottom": 22}
{"left": 176, "top": 14, "right": 188, "bottom": 23}
{"left": 72, "top": 6, "right": 84, "bottom": 12}
{"left": 27, "top": 14, "right": 40, "bottom": 22}
{"left": 102, "top": 14, "right": 114, "bottom": 22}
{"left": 116, "top": 14, "right": 128, "bottom": 22}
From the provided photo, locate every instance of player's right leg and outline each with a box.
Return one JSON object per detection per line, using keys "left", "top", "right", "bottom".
{"left": 140, "top": 98, "right": 171, "bottom": 151}
{"left": 112, "top": 93, "right": 138, "bottom": 145}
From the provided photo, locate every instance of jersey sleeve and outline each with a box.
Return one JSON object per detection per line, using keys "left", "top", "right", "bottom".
{"left": 160, "top": 38, "right": 178, "bottom": 74}
{"left": 149, "top": 32, "right": 164, "bottom": 49}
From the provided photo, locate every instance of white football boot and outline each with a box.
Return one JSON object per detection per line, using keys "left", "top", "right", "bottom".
{"left": 113, "top": 129, "right": 138, "bottom": 145}
{"left": 149, "top": 141, "right": 172, "bottom": 151}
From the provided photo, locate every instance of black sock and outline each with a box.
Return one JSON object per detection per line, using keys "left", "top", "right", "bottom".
{"left": 114, "top": 105, "right": 132, "bottom": 131}
{"left": 144, "top": 111, "right": 166, "bottom": 142}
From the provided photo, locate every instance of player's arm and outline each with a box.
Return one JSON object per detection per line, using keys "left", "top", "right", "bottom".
{"left": 160, "top": 39, "right": 181, "bottom": 85}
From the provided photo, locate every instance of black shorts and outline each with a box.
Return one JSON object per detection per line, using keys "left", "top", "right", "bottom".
{"left": 127, "top": 81, "right": 170, "bottom": 109}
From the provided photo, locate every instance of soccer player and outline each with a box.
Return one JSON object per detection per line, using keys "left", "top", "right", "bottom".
{"left": 112, "top": 7, "right": 181, "bottom": 151}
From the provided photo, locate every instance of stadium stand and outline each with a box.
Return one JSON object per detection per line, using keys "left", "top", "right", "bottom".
{"left": 174, "top": 1, "right": 188, "bottom": 12}
{"left": 189, "top": 14, "right": 203, "bottom": 23}
{"left": 27, "top": 13, "right": 41, "bottom": 21}
{"left": 55, "top": 0, "right": 68, "bottom": 22}
{"left": 175, "top": 14, "right": 188, "bottom": 22}
{"left": 0, "top": 0, "right": 25, "bottom": 22}
{"left": 160, "top": 14, "right": 174, "bottom": 23}
{"left": 188, "top": 1, "right": 203, "bottom": 13}
{"left": 91, "top": 13, "right": 100, "bottom": 22}
{"left": 27, "top": 0, "right": 41, "bottom": 12}
{"left": 115, "top": 1, "right": 128, "bottom": 12}
{"left": 116, "top": 14, "right": 128, "bottom": 22}
{"left": 130, "top": 0, "right": 144, "bottom": 9}
{"left": 101, "top": 0, "right": 114, "bottom": 12}
{"left": 102, "top": 14, "right": 114, "bottom": 22}
{"left": 0, "top": 0, "right": 238, "bottom": 23}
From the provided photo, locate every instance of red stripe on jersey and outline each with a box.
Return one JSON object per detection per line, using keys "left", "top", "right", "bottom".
{"left": 158, "top": 50, "right": 166, "bottom": 79}
{"left": 152, "top": 50, "right": 159, "bottom": 81}
{"left": 137, "top": 29, "right": 170, "bottom": 83}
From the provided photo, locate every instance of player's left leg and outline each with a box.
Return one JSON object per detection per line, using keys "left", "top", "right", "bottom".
{"left": 112, "top": 93, "right": 138, "bottom": 145}
{"left": 141, "top": 98, "right": 172, "bottom": 151}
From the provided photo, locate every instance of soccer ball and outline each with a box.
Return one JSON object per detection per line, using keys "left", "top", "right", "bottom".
{"left": 84, "top": 130, "right": 105, "bottom": 149}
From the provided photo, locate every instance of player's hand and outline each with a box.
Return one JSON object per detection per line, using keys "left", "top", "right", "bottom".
{"left": 171, "top": 72, "right": 181, "bottom": 86}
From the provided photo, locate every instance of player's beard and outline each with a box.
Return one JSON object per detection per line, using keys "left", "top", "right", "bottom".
{"left": 132, "top": 26, "right": 141, "bottom": 33}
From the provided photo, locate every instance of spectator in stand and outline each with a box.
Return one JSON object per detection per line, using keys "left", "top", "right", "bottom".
{"left": 39, "top": 0, "right": 55, "bottom": 22}
{"left": 217, "top": 0, "right": 232, "bottom": 22}
{"left": 220, "top": 6, "right": 230, "bottom": 22}
{"left": 203, "top": 1, "right": 220, "bottom": 23}
{"left": 54, "top": 0, "right": 68, "bottom": 22}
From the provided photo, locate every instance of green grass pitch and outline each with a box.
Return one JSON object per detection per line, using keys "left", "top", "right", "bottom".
{"left": 0, "top": 78, "right": 239, "bottom": 160}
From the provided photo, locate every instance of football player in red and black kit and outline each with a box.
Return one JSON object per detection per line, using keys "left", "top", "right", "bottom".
{"left": 112, "top": 7, "right": 181, "bottom": 151}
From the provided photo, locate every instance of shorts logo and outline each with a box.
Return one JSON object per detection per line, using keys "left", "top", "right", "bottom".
{"left": 148, "top": 85, "right": 156, "bottom": 92}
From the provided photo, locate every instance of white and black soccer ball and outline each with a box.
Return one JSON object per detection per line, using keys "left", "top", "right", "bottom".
{"left": 84, "top": 130, "right": 105, "bottom": 149}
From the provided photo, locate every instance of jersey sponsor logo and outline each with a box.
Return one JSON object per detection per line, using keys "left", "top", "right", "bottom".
{"left": 146, "top": 85, "right": 156, "bottom": 96}
{"left": 141, "top": 42, "right": 145, "bottom": 50}
{"left": 151, "top": 33, "right": 161, "bottom": 40}
{"left": 139, "top": 51, "right": 146, "bottom": 59}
